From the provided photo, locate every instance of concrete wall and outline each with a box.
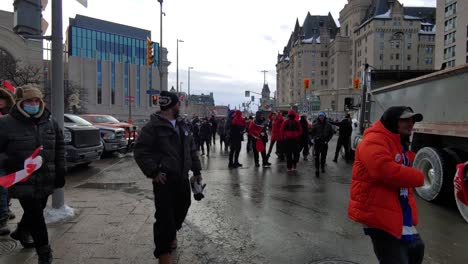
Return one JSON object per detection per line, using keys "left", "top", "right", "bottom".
{"left": 0, "top": 10, "right": 43, "bottom": 72}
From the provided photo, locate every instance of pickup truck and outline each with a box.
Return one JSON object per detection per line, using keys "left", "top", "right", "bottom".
{"left": 65, "top": 114, "right": 127, "bottom": 154}
{"left": 63, "top": 114, "right": 103, "bottom": 166}
{"left": 80, "top": 114, "right": 137, "bottom": 151}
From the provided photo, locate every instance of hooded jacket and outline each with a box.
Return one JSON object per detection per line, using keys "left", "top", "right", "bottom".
{"left": 281, "top": 110, "right": 302, "bottom": 140}
{"left": 134, "top": 114, "right": 202, "bottom": 181}
{"left": 249, "top": 111, "right": 268, "bottom": 143}
{"left": 348, "top": 110, "right": 424, "bottom": 238}
{"left": 0, "top": 87, "right": 15, "bottom": 116}
{"left": 230, "top": 110, "right": 246, "bottom": 142}
{"left": 311, "top": 116, "right": 333, "bottom": 142}
{"left": 270, "top": 113, "right": 284, "bottom": 141}
{"left": 0, "top": 104, "right": 66, "bottom": 198}
{"left": 199, "top": 121, "right": 212, "bottom": 140}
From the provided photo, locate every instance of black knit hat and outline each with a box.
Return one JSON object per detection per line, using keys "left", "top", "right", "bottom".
{"left": 159, "top": 91, "right": 179, "bottom": 111}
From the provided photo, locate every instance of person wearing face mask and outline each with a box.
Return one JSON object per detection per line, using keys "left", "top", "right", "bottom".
{"left": 134, "top": 91, "right": 202, "bottom": 264}
{"left": 348, "top": 106, "right": 425, "bottom": 264}
{"left": 0, "top": 84, "right": 66, "bottom": 264}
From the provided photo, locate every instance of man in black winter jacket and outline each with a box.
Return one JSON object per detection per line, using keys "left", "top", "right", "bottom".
{"left": 199, "top": 118, "right": 212, "bottom": 156}
{"left": 330, "top": 113, "right": 353, "bottom": 163}
{"left": 0, "top": 84, "right": 65, "bottom": 264}
{"left": 311, "top": 111, "right": 334, "bottom": 177}
{"left": 134, "top": 91, "right": 202, "bottom": 264}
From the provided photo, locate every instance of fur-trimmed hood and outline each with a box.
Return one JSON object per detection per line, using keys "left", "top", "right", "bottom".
{"left": 0, "top": 87, "right": 15, "bottom": 115}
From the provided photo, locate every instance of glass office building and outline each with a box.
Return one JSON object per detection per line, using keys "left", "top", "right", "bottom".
{"left": 67, "top": 15, "right": 160, "bottom": 108}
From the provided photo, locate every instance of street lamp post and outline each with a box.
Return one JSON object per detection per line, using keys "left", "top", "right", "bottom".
{"left": 188, "top": 66, "right": 194, "bottom": 96}
{"left": 176, "top": 39, "right": 184, "bottom": 92}
{"left": 180, "top": 82, "right": 183, "bottom": 93}
{"left": 158, "top": 0, "right": 164, "bottom": 92}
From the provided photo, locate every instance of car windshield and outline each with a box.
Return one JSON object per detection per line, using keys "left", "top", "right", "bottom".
{"left": 93, "top": 115, "right": 120, "bottom": 123}
{"left": 65, "top": 115, "right": 93, "bottom": 126}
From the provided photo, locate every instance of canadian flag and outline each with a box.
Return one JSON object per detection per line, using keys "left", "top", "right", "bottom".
{"left": 0, "top": 147, "right": 43, "bottom": 188}
{"left": 2, "top": 80, "right": 15, "bottom": 93}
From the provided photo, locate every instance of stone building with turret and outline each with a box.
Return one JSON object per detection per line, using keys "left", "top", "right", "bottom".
{"left": 276, "top": 0, "right": 436, "bottom": 115}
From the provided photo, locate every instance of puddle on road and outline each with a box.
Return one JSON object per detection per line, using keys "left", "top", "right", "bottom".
{"left": 76, "top": 182, "right": 135, "bottom": 190}
{"left": 281, "top": 184, "right": 306, "bottom": 192}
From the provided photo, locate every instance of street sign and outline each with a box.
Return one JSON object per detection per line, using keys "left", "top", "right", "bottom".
{"left": 125, "top": 96, "right": 135, "bottom": 102}
{"left": 146, "top": 90, "right": 160, "bottom": 95}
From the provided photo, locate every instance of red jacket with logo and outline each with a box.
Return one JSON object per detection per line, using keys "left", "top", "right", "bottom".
{"left": 270, "top": 114, "right": 284, "bottom": 141}
{"left": 348, "top": 120, "right": 424, "bottom": 238}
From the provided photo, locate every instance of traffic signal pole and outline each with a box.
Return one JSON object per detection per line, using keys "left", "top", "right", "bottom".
{"left": 358, "top": 64, "right": 369, "bottom": 134}
{"left": 51, "top": 0, "right": 65, "bottom": 209}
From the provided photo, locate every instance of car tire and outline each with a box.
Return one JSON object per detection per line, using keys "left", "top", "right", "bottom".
{"left": 414, "top": 147, "right": 455, "bottom": 203}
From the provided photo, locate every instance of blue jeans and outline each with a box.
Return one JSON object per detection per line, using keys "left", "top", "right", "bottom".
{"left": 0, "top": 169, "right": 8, "bottom": 221}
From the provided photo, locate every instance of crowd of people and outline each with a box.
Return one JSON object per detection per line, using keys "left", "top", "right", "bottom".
{"left": 183, "top": 108, "right": 354, "bottom": 175}
{"left": 0, "top": 87, "right": 426, "bottom": 264}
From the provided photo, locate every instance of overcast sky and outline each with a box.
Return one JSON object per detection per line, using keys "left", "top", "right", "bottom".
{"left": 0, "top": 0, "right": 435, "bottom": 109}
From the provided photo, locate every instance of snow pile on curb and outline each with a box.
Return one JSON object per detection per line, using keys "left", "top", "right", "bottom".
{"left": 44, "top": 205, "right": 75, "bottom": 224}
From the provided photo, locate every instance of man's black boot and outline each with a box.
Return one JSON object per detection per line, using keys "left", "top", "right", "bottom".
{"left": 10, "top": 227, "right": 35, "bottom": 248}
{"left": 37, "top": 245, "right": 53, "bottom": 264}
{"left": 315, "top": 170, "right": 320, "bottom": 178}
{"left": 0, "top": 217, "right": 10, "bottom": 236}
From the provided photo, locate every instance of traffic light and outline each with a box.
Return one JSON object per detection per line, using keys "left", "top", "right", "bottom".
{"left": 152, "top": 95, "right": 158, "bottom": 105}
{"left": 13, "top": 0, "right": 46, "bottom": 36}
{"left": 353, "top": 78, "right": 361, "bottom": 90}
{"left": 146, "top": 37, "right": 154, "bottom": 67}
{"left": 303, "top": 79, "right": 311, "bottom": 90}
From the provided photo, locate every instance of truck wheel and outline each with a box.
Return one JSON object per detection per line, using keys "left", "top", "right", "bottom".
{"left": 413, "top": 147, "right": 454, "bottom": 203}
{"left": 455, "top": 165, "right": 468, "bottom": 223}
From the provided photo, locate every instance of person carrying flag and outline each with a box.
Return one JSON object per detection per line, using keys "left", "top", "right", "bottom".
{"left": 0, "top": 84, "right": 66, "bottom": 264}
{"left": 0, "top": 85, "right": 16, "bottom": 236}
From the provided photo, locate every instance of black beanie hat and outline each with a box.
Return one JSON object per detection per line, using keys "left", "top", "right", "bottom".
{"left": 159, "top": 91, "right": 179, "bottom": 111}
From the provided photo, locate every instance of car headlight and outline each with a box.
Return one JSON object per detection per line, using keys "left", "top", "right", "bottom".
{"left": 101, "top": 131, "right": 116, "bottom": 140}
{"left": 64, "top": 129, "right": 72, "bottom": 144}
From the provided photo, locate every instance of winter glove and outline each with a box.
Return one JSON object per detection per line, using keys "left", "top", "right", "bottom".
{"left": 190, "top": 174, "right": 206, "bottom": 201}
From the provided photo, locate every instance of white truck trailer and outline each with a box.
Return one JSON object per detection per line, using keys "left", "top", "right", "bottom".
{"left": 352, "top": 64, "right": 468, "bottom": 222}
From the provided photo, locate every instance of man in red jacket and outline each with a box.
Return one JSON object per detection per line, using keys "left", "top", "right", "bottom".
{"left": 348, "top": 106, "right": 425, "bottom": 264}
{"left": 267, "top": 112, "right": 284, "bottom": 160}
{"left": 281, "top": 109, "right": 302, "bottom": 171}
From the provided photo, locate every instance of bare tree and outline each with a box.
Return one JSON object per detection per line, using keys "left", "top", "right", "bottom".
{"left": 0, "top": 52, "right": 87, "bottom": 114}
{"left": 42, "top": 80, "right": 88, "bottom": 114}
{"left": 0, "top": 53, "right": 41, "bottom": 86}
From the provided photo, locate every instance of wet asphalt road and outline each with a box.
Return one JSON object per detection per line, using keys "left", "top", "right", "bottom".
{"left": 71, "top": 139, "right": 468, "bottom": 264}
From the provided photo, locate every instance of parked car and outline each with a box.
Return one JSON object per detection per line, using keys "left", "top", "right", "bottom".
{"left": 80, "top": 114, "right": 138, "bottom": 141}
{"left": 63, "top": 114, "right": 103, "bottom": 166}
{"left": 65, "top": 114, "right": 128, "bottom": 154}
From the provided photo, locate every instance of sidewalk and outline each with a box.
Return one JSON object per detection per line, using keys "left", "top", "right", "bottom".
{"left": 0, "top": 156, "right": 161, "bottom": 264}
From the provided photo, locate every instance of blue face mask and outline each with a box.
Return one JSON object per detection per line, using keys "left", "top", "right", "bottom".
{"left": 23, "top": 104, "right": 40, "bottom": 115}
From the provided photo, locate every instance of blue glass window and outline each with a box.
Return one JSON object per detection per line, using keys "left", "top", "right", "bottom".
{"left": 106, "top": 34, "right": 109, "bottom": 59}
{"left": 111, "top": 62, "right": 115, "bottom": 104}
{"left": 124, "top": 63, "right": 128, "bottom": 105}
{"left": 136, "top": 66, "right": 140, "bottom": 107}
{"left": 97, "top": 60, "right": 102, "bottom": 104}
{"left": 91, "top": 31, "right": 96, "bottom": 57}
{"left": 87, "top": 36, "right": 91, "bottom": 58}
